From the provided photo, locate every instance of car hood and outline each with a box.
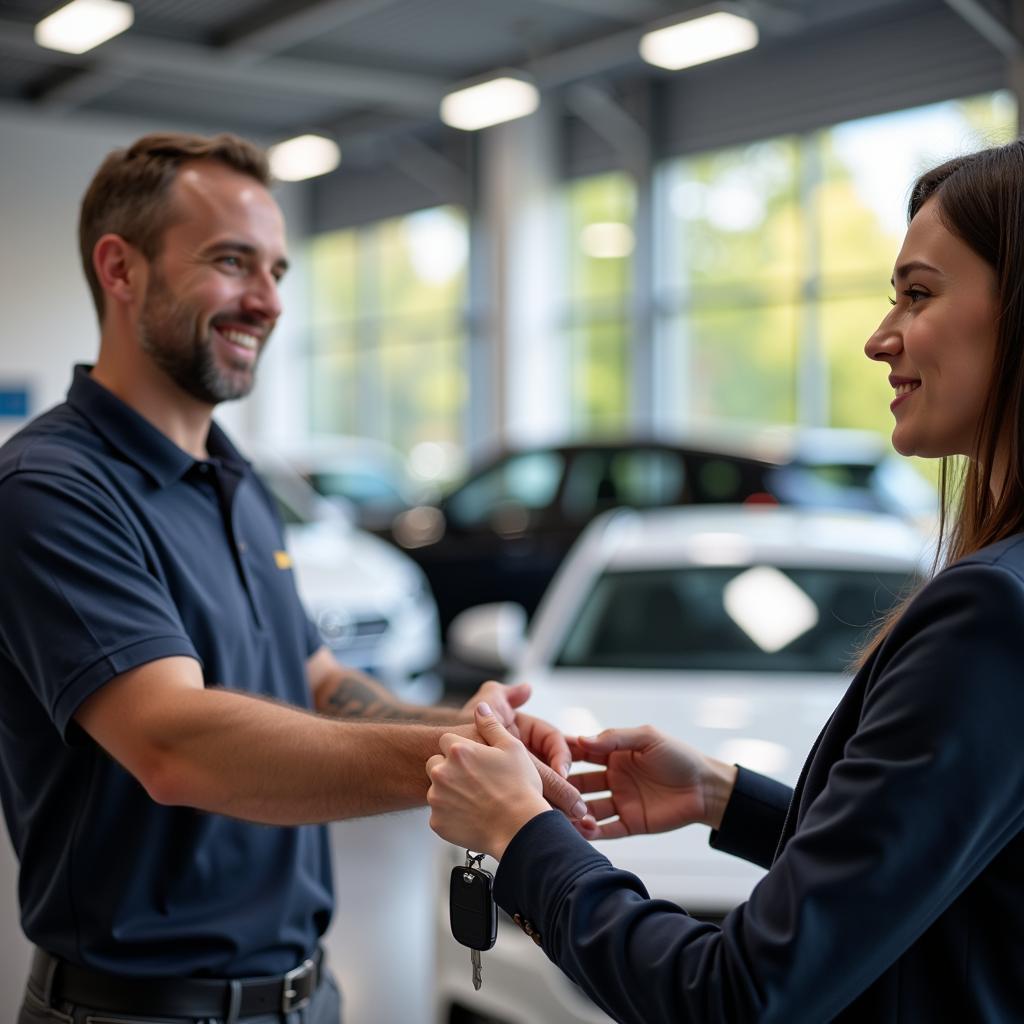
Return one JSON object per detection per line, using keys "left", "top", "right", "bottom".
{"left": 508, "top": 666, "right": 849, "bottom": 909}
{"left": 285, "top": 520, "right": 425, "bottom": 608}
{"left": 515, "top": 666, "right": 845, "bottom": 779}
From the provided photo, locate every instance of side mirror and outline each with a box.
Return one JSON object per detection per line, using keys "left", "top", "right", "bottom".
{"left": 314, "top": 494, "right": 358, "bottom": 527}
{"left": 448, "top": 602, "right": 528, "bottom": 671}
{"left": 392, "top": 505, "right": 446, "bottom": 548}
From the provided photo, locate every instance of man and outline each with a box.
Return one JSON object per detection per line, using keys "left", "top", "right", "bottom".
{"left": 0, "top": 132, "right": 585, "bottom": 1024}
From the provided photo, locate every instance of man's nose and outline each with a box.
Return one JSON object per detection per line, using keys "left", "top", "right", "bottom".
{"left": 242, "top": 270, "right": 282, "bottom": 321}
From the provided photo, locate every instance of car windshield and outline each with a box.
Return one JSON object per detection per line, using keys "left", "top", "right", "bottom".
{"left": 309, "top": 470, "right": 407, "bottom": 509}
{"left": 555, "top": 565, "right": 918, "bottom": 673}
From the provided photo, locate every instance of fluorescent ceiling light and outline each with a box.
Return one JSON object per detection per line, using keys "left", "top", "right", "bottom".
{"left": 268, "top": 135, "right": 341, "bottom": 182}
{"left": 640, "top": 10, "right": 758, "bottom": 71}
{"left": 35, "top": 0, "right": 134, "bottom": 54}
{"left": 580, "top": 222, "right": 635, "bottom": 259}
{"left": 440, "top": 76, "right": 539, "bottom": 131}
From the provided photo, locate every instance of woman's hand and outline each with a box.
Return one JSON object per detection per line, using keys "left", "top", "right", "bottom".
{"left": 569, "top": 727, "right": 737, "bottom": 840}
{"left": 427, "top": 703, "right": 572, "bottom": 858}
{"left": 461, "top": 680, "right": 573, "bottom": 778}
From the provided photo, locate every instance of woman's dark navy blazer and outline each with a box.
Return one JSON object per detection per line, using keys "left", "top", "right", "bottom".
{"left": 493, "top": 535, "right": 1024, "bottom": 1022}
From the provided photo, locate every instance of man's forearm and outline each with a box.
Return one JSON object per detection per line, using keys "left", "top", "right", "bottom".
{"left": 139, "top": 685, "right": 465, "bottom": 825}
{"left": 316, "top": 665, "right": 467, "bottom": 725}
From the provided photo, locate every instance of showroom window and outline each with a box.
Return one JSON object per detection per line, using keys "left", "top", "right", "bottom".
{"left": 655, "top": 90, "right": 1017, "bottom": 435}
{"left": 658, "top": 137, "right": 802, "bottom": 427}
{"left": 308, "top": 206, "right": 469, "bottom": 459}
{"left": 814, "top": 91, "right": 1017, "bottom": 435}
{"left": 561, "top": 171, "right": 637, "bottom": 434}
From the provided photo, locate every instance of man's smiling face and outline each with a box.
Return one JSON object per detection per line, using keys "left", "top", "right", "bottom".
{"left": 137, "top": 158, "right": 289, "bottom": 405}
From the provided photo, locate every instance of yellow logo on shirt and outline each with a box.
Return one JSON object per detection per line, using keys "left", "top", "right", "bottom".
{"left": 273, "top": 550, "right": 293, "bottom": 570}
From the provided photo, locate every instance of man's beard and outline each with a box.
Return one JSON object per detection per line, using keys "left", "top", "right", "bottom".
{"left": 138, "top": 272, "right": 266, "bottom": 405}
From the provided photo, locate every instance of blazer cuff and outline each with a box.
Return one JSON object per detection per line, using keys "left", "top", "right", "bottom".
{"left": 494, "top": 811, "right": 610, "bottom": 911}
{"left": 709, "top": 765, "right": 793, "bottom": 869}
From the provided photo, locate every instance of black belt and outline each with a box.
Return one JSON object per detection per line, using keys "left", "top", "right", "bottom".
{"left": 29, "top": 946, "right": 323, "bottom": 1019}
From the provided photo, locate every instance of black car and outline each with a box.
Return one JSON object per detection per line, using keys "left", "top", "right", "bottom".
{"left": 383, "top": 433, "right": 935, "bottom": 638}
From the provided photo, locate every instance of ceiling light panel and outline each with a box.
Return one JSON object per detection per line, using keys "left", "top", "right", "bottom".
{"left": 268, "top": 135, "right": 341, "bottom": 182}
{"left": 35, "top": 0, "right": 134, "bottom": 55}
{"left": 640, "top": 10, "right": 758, "bottom": 71}
{"left": 440, "top": 76, "right": 539, "bottom": 132}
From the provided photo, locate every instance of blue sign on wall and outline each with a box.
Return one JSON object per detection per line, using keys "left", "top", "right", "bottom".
{"left": 0, "top": 387, "right": 30, "bottom": 419}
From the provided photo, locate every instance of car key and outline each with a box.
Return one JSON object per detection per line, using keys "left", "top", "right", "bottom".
{"left": 450, "top": 850, "right": 497, "bottom": 990}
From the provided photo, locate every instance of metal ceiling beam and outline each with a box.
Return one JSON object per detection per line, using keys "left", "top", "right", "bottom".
{"left": 219, "top": 0, "right": 407, "bottom": 60}
{"left": 520, "top": 0, "right": 808, "bottom": 92}
{"left": 32, "top": 68, "right": 130, "bottom": 114}
{"left": 942, "top": 0, "right": 1022, "bottom": 58}
{"left": 564, "top": 82, "right": 649, "bottom": 174}
{"left": 527, "top": 23, "right": 644, "bottom": 88}
{"left": 14, "top": 0, "right": 413, "bottom": 117}
{"left": 0, "top": 18, "right": 446, "bottom": 116}
{"left": 0, "top": 95, "right": 233, "bottom": 137}
{"left": 526, "top": 0, "right": 674, "bottom": 21}
{"left": 387, "top": 136, "right": 469, "bottom": 199}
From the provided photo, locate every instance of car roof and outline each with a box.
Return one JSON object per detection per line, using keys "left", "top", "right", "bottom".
{"left": 457, "top": 437, "right": 779, "bottom": 480}
{"left": 582, "top": 506, "right": 930, "bottom": 573}
{"left": 459, "top": 428, "right": 898, "bottom": 478}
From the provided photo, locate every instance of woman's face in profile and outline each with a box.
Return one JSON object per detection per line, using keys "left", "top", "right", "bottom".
{"left": 865, "top": 197, "right": 999, "bottom": 461}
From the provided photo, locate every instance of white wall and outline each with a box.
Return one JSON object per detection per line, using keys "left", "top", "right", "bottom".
{"left": 0, "top": 109, "right": 124, "bottom": 440}
{"left": 0, "top": 107, "right": 142, "bottom": 1018}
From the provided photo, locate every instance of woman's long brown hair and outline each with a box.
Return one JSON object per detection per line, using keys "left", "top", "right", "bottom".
{"left": 858, "top": 140, "right": 1024, "bottom": 665}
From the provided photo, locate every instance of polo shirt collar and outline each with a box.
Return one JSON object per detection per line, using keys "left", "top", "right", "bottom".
{"left": 66, "top": 365, "right": 248, "bottom": 488}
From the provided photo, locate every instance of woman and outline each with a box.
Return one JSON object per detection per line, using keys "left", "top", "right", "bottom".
{"left": 425, "top": 140, "right": 1024, "bottom": 1023}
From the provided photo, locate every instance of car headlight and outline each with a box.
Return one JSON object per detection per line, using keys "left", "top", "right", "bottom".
{"left": 316, "top": 607, "right": 356, "bottom": 643}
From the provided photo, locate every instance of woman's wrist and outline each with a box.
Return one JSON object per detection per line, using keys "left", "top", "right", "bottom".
{"left": 490, "top": 796, "right": 551, "bottom": 860}
{"left": 703, "top": 758, "right": 739, "bottom": 831}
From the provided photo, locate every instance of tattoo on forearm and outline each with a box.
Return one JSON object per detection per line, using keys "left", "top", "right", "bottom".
{"left": 323, "top": 672, "right": 424, "bottom": 721}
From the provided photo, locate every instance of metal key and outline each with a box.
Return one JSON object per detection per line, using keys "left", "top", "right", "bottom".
{"left": 450, "top": 850, "right": 497, "bottom": 991}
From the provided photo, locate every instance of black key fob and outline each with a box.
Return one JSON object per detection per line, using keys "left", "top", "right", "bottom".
{"left": 450, "top": 863, "right": 497, "bottom": 951}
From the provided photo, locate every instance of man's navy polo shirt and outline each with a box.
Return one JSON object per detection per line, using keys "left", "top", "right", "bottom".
{"left": 0, "top": 366, "right": 333, "bottom": 977}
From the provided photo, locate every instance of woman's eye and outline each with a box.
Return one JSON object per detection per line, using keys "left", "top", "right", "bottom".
{"left": 889, "top": 288, "right": 928, "bottom": 307}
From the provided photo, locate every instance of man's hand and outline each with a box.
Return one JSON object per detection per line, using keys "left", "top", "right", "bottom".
{"left": 569, "top": 727, "right": 738, "bottom": 840}
{"left": 462, "top": 680, "right": 572, "bottom": 778}
{"left": 427, "top": 703, "right": 564, "bottom": 858}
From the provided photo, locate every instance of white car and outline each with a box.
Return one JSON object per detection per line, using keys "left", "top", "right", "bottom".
{"left": 256, "top": 454, "right": 442, "bottom": 705}
{"left": 435, "top": 506, "right": 930, "bottom": 1024}
{"left": 272, "top": 435, "right": 436, "bottom": 532}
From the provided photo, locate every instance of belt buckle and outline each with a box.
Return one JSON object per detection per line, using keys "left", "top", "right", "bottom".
{"left": 282, "top": 957, "right": 316, "bottom": 1013}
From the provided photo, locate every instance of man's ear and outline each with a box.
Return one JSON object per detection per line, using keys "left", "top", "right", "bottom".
{"left": 93, "top": 234, "right": 147, "bottom": 308}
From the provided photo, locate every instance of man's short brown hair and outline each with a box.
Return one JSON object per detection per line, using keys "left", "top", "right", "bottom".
{"left": 78, "top": 131, "right": 271, "bottom": 320}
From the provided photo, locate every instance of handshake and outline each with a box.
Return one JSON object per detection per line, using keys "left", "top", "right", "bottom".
{"left": 426, "top": 682, "right": 738, "bottom": 860}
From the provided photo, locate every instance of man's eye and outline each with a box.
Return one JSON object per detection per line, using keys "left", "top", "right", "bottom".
{"left": 218, "top": 256, "right": 242, "bottom": 268}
